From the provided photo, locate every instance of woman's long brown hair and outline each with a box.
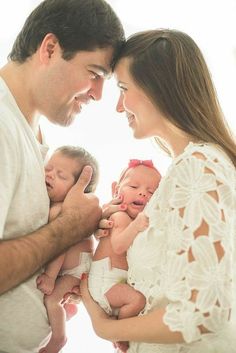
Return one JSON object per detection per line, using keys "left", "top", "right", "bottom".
{"left": 114, "top": 29, "right": 236, "bottom": 167}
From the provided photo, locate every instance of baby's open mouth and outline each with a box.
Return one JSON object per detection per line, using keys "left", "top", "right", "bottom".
{"left": 132, "top": 200, "right": 145, "bottom": 206}
{"left": 45, "top": 181, "right": 52, "bottom": 189}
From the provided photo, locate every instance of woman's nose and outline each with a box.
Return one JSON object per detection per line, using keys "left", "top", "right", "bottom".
{"left": 116, "top": 93, "right": 125, "bottom": 113}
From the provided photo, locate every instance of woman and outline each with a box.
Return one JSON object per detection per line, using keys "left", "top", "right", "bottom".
{"left": 81, "top": 29, "right": 236, "bottom": 353}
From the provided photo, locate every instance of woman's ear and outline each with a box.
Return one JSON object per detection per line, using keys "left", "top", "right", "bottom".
{"left": 111, "top": 181, "right": 118, "bottom": 197}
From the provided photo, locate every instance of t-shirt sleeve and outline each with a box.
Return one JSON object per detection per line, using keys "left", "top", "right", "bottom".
{"left": 0, "top": 122, "right": 19, "bottom": 238}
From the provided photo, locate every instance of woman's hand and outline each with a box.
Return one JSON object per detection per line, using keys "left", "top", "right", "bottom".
{"left": 80, "top": 274, "right": 110, "bottom": 321}
{"left": 95, "top": 195, "right": 127, "bottom": 239}
{"left": 80, "top": 274, "right": 128, "bottom": 351}
{"left": 80, "top": 274, "right": 117, "bottom": 336}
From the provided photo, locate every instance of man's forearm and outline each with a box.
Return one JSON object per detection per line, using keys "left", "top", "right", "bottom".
{"left": 0, "top": 212, "right": 94, "bottom": 294}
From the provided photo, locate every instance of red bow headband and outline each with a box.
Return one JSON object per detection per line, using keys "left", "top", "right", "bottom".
{"left": 128, "top": 159, "right": 155, "bottom": 168}
{"left": 118, "top": 159, "right": 161, "bottom": 183}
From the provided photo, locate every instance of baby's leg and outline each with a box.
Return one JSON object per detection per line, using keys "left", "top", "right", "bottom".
{"left": 105, "top": 283, "right": 146, "bottom": 319}
{"left": 105, "top": 283, "right": 145, "bottom": 353}
{"left": 39, "top": 275, "right": 80, "bottom": 353}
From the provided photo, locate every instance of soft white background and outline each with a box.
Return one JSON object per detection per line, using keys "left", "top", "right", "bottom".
{"left": 0, "top": 1, "right": 236, "bottom": 352}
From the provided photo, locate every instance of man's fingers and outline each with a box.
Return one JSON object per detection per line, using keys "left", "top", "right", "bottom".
{"left": 74, "top": 165, "right": 93, "bottom": 192}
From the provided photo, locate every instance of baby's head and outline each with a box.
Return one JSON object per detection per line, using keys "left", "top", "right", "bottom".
{"left": 45, "top": 145, "right": 99, "bottom": 203}
{"left": 112, "top": 159, "right": 161, "bottom": 219}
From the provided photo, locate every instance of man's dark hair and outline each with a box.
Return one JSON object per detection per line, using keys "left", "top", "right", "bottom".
{"left": 9, "top": 0, "right": 125, "bottom": 63}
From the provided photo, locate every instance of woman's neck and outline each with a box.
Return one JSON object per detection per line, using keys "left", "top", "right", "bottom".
{"left": 163, "top": 126, "right": 198, "bottom": 158}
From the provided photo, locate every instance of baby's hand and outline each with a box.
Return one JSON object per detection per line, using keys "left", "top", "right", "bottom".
{"left": 133, "top": 212, "right": 149, "bottom": 232}
{"left": 36, "top": 273, "right": 55, "bottom": 295}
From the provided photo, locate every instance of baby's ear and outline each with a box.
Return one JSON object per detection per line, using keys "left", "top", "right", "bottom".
{"left": 111, "top": 181, "right": 118, "bottom": 197}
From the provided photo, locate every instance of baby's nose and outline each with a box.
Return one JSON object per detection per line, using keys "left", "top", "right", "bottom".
{"left": 47, "top": 171, "right": 55, "bottom": 179}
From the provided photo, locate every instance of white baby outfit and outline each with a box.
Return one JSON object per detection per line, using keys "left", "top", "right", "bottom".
{"left": 126, "top": 143, "right": 236, "bottom": 353}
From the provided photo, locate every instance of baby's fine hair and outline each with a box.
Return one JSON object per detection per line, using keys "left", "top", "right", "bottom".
{"left": 55, "top": 145, "right": 99, "bottom": 193}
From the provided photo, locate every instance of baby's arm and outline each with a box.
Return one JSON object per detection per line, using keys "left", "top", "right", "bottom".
{"left": 48, "top": 202, "right": 63, "bottom": 221}
{"left": 36, "top": 202, "right": 65, "bottom": 295}
{"left": 110, "top": 211, "right": 149, "bottom": 255}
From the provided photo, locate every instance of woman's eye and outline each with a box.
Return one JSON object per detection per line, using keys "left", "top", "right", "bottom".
{"left": 120, "top": 86, "right": 127, "bottom": 92}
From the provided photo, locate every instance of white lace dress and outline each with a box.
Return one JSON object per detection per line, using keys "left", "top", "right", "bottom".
{"left": 127, "top": 143, "right": 236, "bottom": 353}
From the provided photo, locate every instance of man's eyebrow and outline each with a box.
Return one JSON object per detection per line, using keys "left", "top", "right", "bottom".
{"left": 88, "top": 64, "right": 110, "bottom": 78}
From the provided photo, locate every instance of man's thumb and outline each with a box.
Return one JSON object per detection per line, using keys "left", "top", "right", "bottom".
{"left": 76, "top": 165, "right": 93, "bottom": 192}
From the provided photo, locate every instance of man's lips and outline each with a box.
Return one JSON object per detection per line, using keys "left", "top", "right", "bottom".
{"left": 127, "top": 114, "right": 135, "bottom": 125}
{"left": 74, "top": 97, "right": 90, "bottom": 113}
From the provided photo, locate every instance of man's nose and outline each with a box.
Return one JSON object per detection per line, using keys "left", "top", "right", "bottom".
{"left": 88, "top": 79, "right": 104, "bottom": 101}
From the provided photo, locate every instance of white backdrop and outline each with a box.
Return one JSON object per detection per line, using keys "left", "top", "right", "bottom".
{"left": 0, "top": 1, "right": 236, "bottom": 352}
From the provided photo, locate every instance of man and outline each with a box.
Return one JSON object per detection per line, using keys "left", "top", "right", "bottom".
{"left": 0, "top": 0, "right": 124, "bottom": 351}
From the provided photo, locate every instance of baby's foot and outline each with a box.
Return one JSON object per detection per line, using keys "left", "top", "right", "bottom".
{"left": 113, "top": 341, "right": 129, "bottom": 353}
{"left": 36, "top": 273, "right": 55, "bottom": 295}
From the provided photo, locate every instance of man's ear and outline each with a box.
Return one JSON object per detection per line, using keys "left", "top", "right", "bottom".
{"left": 39, "top": 33, "right": 59, "bottom": 63}
{"left": 111, "top": 181, "right": 118, "bottom": 197}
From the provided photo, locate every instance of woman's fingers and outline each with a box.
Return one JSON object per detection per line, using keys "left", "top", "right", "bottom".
{"left": 80, "top": 274, "right": 107, "bottom": 317}
{"left": 95, "top": 196, "right": 127, "bottom": 239}
{"left": 94, "top": 219, "right": 113, "bottom": 239}
{"left": 102, "top": 203, "right": 127, "bottom": 220}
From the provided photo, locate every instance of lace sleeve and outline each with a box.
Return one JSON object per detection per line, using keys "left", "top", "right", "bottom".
{"left": 162, "top": 149, "right": 235, "bottom": 343}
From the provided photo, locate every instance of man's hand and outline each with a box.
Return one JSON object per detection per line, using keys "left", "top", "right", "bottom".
{"left": 0, "top": 168, "right": 102, "bottom": 294}
{"left": 61, "top": 166, "right": 102, "bottom": 240}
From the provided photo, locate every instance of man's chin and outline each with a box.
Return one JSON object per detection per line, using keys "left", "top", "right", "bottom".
{"left": 59, "top": 114, "right": 77, "bottom": 127}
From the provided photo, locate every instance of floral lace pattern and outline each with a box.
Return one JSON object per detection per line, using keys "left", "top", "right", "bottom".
{"left": 127, "top": 143, "right": 236, "bottom": 353}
